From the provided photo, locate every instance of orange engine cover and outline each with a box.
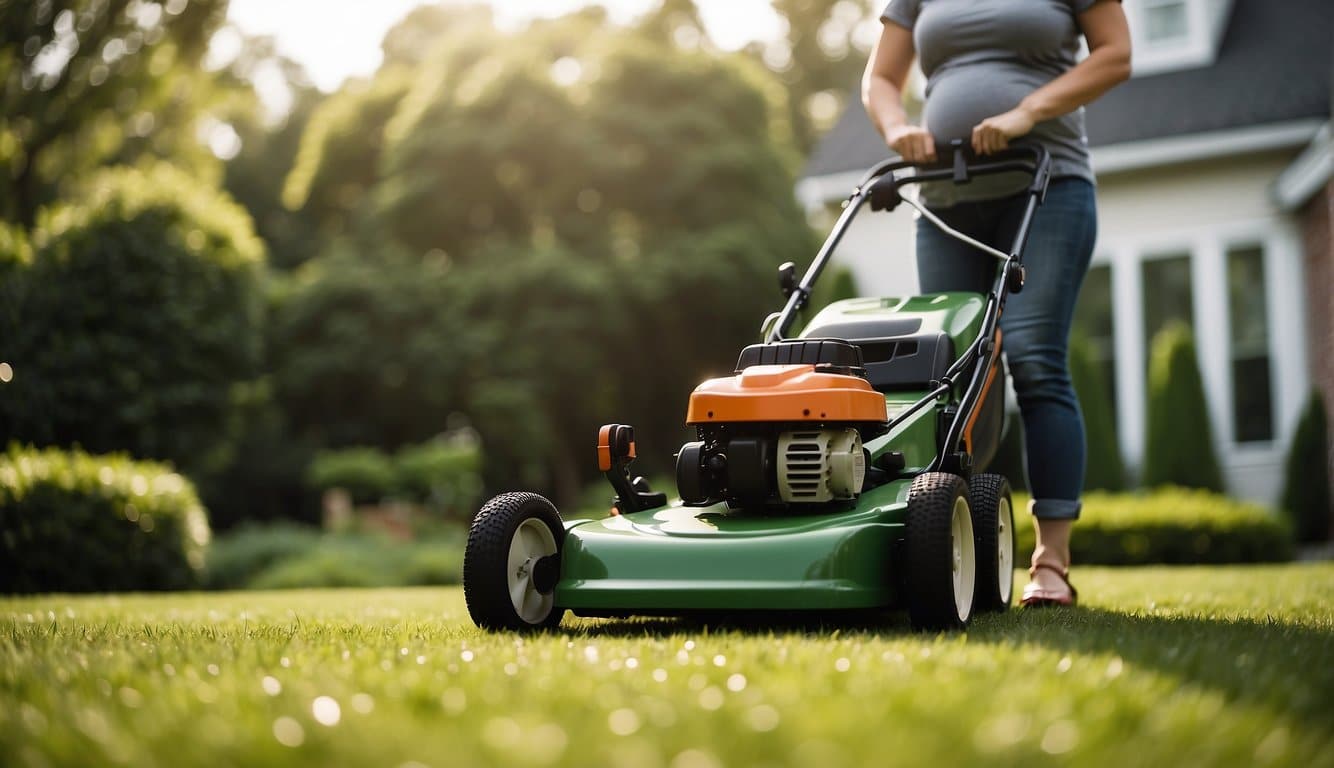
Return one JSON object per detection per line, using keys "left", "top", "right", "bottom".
{"left": 686, "top": 364, "right": 888, "bottom": 425}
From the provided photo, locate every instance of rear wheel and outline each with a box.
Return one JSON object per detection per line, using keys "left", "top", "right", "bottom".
{"left": 904, "top": 472, "right": 976, "bottom": 631}
{"left": 969, "top": 474, "right": 1015, "bottom": 613}
{"left": 463, "top": 492, "right": 565, "bottom": 631}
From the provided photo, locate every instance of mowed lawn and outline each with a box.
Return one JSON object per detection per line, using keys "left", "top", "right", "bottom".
{"left": 2, "top": 564, "right": 1332, "bottom": 768}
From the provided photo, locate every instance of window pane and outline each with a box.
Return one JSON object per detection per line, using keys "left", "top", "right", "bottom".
{"left": 1228, "top": 245, "right": 1273, "bottom": 442}
{"left": 1073, "top": 264, "right": 1117, "bottom": 420}
{"left": 1145, "top": 1, "right": 1189, "bottom": 42}
{"left": 1142, "top": 253, "right": 1194, "bottom": 358}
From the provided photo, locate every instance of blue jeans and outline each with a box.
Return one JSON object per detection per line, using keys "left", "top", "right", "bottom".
{"left": 915, "top": 178, "right": 1097, "bottom": 520}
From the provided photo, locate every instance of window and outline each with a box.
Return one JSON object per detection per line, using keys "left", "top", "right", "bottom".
{"left": 1126, "top": 0, "right": 1221, "bottom": 76}
{"left": 1227, "top": 245, "right": 1274, "bottom": 443}
{"left": 1142, "top": 254, "right": 1194, "bottom": 369}
{"left": 1142, "top": 0, "right": 1190, "bottom": 45}
{"left": 1073, "top": 264, "right": 1117, "bottom": 420}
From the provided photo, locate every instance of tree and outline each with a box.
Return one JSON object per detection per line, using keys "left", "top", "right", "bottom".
{"left": 0, "top": 163, "right": 264, "bottom": 481}
{"left": 1142, "top": 323, "right": 1223, "bottom": 491}
{"left": 281, "top": 70, "right": 412, "bottom": 245}
{"left": 0, "top": 0, "right": 228, "bottom": 226}
{"left": 763, "top": 0, "right": 877, "bottom": 153}
{"left": 1280, "top": 390, "right": 1331, "bottom": 543}
{"left": 269, "top": 17, "right": 816, "bottom": 509}
{"left": 636, "top": 0, "right": 709, "bottom": 49}
{"left": 217, "top": 33, "right": 324, "bottom": 270}
{"left": 1070, "top": 331, "right": 1125, "bottom": 491}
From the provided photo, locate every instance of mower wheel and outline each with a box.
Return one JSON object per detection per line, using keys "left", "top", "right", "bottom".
{"left": 968, "top": 474, "right": 1015, "bottom": 613}
{"left": 904, "top": 472, "right": 976, "bottom": 631}
{"left": 464, "top": 492, "right": 565, "bottom": 632}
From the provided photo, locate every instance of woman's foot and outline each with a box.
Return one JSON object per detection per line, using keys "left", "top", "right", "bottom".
{"left": 1021, "top": 562, "right": 1078, "bottom": 607}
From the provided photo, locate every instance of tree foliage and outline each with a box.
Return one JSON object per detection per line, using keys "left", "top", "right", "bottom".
{"left": 217, "top": 33, "right": 323, "bottom": 270}
{"left": 0, "top": 0, "right": 228, "bottom": 226}
{"left": 1142, "top": 323, "right": 1223, "bottom": 492}
{"left": 272, "top": 15, "right": 814, "bottom": 507}
{"left": 0, "top": 163, "right": 264, "bottom": 479}
{"left": 763, "top": 0, "right": 877, "bottom": 153}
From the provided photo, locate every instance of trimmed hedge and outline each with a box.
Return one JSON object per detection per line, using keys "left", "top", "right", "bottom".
{"left": 0, "top": 445, "right": 212, "bottom": 593}
{"left": 306, "top": 434, "right": 482, "bottom": 515}
{"left": 0, "top": 163, "right": 264, "bottom": 482}
{"left": 1013, "top": 487, "right": 1293, "bottom": 565}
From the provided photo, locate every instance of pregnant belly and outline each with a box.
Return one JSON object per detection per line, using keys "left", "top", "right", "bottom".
{"left": 923, "top": 65, "right": 1041, "bottom": 145}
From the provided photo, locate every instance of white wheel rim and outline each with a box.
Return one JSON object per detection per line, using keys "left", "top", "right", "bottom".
{"left": 997, "top": 496, "right": 1014, "bottom": 604}
{"left": 950, "top": 496, "right": 976, "bottom": 622}
{"left": 507, "top": 518, "right": 558, "bottom": 624}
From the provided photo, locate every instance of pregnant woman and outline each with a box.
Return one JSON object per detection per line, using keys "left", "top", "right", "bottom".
{"left": 863, "top": 0, "right": 1131, "bottom": 606}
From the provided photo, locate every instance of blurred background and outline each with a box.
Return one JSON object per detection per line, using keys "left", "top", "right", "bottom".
{"left": 0, "top": 0, "right": 1329, "bottom": 592}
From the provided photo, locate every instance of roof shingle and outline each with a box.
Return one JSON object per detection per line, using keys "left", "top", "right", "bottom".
{"left": 801, "top": 0, "right": 1332, "bottom": 179}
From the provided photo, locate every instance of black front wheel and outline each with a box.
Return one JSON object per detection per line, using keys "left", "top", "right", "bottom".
{"left": 463, "top": 492, "right": 565, "bottom": 631}
{"left": 903, "top": 472, "right": 976, "bottom": 631}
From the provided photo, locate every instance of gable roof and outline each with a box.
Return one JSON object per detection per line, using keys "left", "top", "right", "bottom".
{"left": 801, "top": 0, "right": 1332, "bottom": 180}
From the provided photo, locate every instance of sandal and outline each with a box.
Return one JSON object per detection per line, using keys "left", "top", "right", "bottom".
{"left": 1020, "top": 562, "right": 1078, "bottom": 608}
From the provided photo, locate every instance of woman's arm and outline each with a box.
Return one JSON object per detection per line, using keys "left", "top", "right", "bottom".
{"left": 972, "top": 0, "right": 1132, "bottom": 155}
{"left": 862, "top": 22, "right": 936, "bottom": 163}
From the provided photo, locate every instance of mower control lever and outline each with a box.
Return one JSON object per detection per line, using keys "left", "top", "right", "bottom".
{"left": 597, "top": 423, "right": 667, "bottom": 515}
{"left": 778, "top": 262, "right": 798, "bottom": 299}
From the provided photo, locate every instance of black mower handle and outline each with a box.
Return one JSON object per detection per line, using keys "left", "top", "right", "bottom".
{"left": 863, "top": 140, "right": 1052, "bottom": 213}
{"left": 764, "top": 141, "right": 1050, "bottom": 345}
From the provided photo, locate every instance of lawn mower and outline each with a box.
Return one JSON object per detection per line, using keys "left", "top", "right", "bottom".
{"left": 463, "top": 141, "right": 1052, "bottom": 631}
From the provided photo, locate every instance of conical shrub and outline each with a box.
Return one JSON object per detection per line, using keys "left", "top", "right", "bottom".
{"left": 1142, "top": 322, "right": 1223, "bottom": 491}
{"left": 1069, "top": 331, "right": 1125, "bottom": 491}
{"left": 1280, "top": 390, "right": 1332, "bottom": 542}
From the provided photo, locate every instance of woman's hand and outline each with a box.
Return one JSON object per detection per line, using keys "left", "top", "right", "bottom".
{"left": 971, "top": 1, "right": 1131, "bottom": 155}
{"left": 971, "top": 106, "right": 1037, "bottom": 155}
{"left": 885, "top": 124, "right": 937, "bottom": 163}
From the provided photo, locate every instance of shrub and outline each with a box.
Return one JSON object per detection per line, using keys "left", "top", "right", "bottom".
{"left": 307, "top": 448, "right": 397, "bottom": 505}
{"left": 1280, "top": 390, "right": 1332, "bottom": 543}
{"left": 307, "top": 434, "right": 484, "bottom": 513}
{"left": 202, "top": 522, "right": 324, "bottom": 590}
{"left": 0, "top": 445, "right": 212, "bottom": 593}
{"left": 224, "top": 530, "right": 463, "bottom": 590}
{"left": 1069, "top": 331, "right": 1124, "bottom": 491}
{"left": 1012, "top": 487, "right": 1292, "bottom": 565}
{"left": 0, "top": 164, "right": 264, "bottom": 482}
{"left": 247, "top": 542, "right": 391, "bottom": 589}
{"left": 1142, "top": 323, "right": 1223, "bottom": 491}
{"left": 393, "top": 433, "right": 482, "bottom": 516}
{"left": 203, "top": 521, "right": 466, "bottom": 590}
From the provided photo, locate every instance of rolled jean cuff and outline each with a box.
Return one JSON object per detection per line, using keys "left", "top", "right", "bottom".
{"left": 1029, "top": 498, "right": 1081, "bottom": 521}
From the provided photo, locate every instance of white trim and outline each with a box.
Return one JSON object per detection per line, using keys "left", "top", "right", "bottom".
{"left": 1090, "top": 120, "right": 1323, "bottom": 175}
{"left": 1110, "top": 243, "right": 1145, "bottom": 476}
{"left": 796, "top": 120, "right": 1324, "bottom": 205}
{"left": 1272, "top": 122, "right": 1333, "bottom": 211}
{"left": 1194, "top": 237, "right": 1231, "bottom": 449}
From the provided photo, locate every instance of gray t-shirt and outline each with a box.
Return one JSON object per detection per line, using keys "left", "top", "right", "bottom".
{"left": 882, "top": 0, "right": 1105, "bottom": 206}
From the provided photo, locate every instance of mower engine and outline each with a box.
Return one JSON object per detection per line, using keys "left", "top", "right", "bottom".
{"left": 676, "top": 339, "right": 889, "bottom": 508}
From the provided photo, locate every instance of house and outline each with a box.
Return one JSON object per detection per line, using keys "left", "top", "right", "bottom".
{"left": 795, "top": 0, "right": 1332, "bottom": 506}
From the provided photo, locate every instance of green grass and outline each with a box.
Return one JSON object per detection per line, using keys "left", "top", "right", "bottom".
{"left": 3, "top": 564, "right": 1333, "bottom": 767}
